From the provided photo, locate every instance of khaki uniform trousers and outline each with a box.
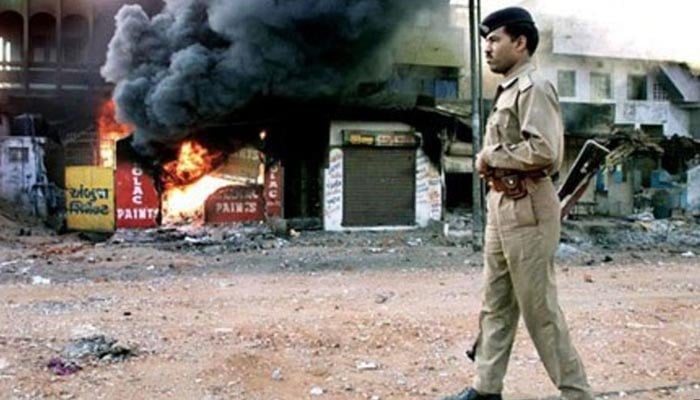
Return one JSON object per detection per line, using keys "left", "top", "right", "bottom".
{"left": 473, "top": 177, "right": 593, "bottom": 400}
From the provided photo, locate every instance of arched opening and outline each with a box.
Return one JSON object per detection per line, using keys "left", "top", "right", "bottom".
{"left": 62, "top": 14, "right": 89, "bottom": 65}
{"left": 0, "top": 11, "right": 24, "bottom": 66}
{"left": 29, "top": 12, "right": 57, "bottom": 64}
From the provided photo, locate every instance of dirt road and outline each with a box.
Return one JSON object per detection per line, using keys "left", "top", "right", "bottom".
{"left": 0, "top": 223, "right": 699, "bottom": 400}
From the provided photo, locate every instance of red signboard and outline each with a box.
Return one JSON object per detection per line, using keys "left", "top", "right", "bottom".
{"left": 115, "top": 160, "right": 159, "bottom": 228}
{"left": 205, "top": 185, "right": 264, "bottom": 224}
{"left": 264, "top": 163, "right": 283, "bottom": 218}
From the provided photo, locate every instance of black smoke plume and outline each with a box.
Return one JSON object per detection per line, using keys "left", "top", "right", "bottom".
{"left": 101, "top": 0, "right": 444, "bottom": 152}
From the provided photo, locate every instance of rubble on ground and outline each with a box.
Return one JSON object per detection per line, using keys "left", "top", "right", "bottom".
{"left": 47, "top": 335, "right": 138, "bottom": 376}
{"left": 109, "top": 223, "right": 288, "bottom": 252}
{"left": 562, "top": 214, "right": 700, "bottom": 251}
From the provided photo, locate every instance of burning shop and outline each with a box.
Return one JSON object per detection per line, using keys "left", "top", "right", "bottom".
{"left": 113, "top": 132, "right": 283, "bottom": 229}
{"left": 89, "top": 95, "right": 283, "bottom": 229}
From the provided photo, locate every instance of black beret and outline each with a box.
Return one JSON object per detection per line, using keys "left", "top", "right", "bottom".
{"left": 480, "top": 7, "right": 535, "bottom": 38}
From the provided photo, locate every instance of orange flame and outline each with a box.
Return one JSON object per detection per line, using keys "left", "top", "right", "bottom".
{"left": 162, "top": 140, "right": 223, "bottom": 188}
{"left": 161, "top": 140, "right": 227, "bottom": 224}
{"left": 98, "top": 99, "right": 131, "bottom": 168}
{"left": 162, "top": 175, "right": 233, "bottom": 225}
{"left": 98, "top": 99, "right": 131, "bottom": 141}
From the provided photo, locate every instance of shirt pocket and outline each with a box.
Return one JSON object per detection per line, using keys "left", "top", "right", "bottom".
{"left": 492, "top": 98, "right": 520, "bottom": 143}
{"left": 490, "top": 107, "right": 511, "bottom": 133}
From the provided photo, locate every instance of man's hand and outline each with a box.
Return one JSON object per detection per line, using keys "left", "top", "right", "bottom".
{"left": 476, "top": 153, "right": 491, "bottom": 178}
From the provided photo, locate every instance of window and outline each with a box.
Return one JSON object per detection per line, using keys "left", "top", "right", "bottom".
{"left": 557, "top": 70, "right": 576, "bottom": 97}
{"left": 0, "top": 11, "right": 23, "bottom": 65}
{"left": 0, "top": 37, "right": 11, "bottom": 64}
{"left": 29, "top": 13, "right": 58, "bottom": 63}
{"left": 590, "top": 72, "right": 612, "bottom": 100}
{"left": 8, "top": 147, "right": 29, "bottom": 163}
{"left": 61, "top": 15, "right": 89, "bottom": 64}
{"left": 652, "top": 80, "right": 669, "bottom": 101}
{"left": 627, "top": 75, "right": 647, "bottom": 100}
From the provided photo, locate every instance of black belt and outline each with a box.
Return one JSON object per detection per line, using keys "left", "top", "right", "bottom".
{"left": 489, "top": 168, "right": 547, "bottom": 180}
{"left": 485, "top": 169, "right": 548, "bottom": 199}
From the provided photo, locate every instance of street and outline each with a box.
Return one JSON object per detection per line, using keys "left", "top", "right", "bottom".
{"left": 0, "top": 223, "right": 698, "bottom": 399}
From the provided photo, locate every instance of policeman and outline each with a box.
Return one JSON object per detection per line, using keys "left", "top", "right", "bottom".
{"left": 443, "top": 7, "right": 594, "bottom": 400}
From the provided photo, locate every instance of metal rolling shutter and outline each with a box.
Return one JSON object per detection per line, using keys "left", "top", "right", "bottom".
{"left": 343, "top": 147, "right": 415, "bottom": 226}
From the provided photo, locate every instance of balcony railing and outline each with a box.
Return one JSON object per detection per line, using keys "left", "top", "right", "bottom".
{"left": 0, "top": 61, "right": 107, "bottom": 93}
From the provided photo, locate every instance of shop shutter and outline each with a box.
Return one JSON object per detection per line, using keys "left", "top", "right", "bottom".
{"left": 343, "top": 147, "right": 415, "bottom": 226}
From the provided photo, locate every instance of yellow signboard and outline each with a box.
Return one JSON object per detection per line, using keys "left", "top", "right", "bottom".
{"left": 342, "top": 130, "right": 417, "bottom": 147}
{"left": 65, "top": 166, "right": 115, "bottom": 232}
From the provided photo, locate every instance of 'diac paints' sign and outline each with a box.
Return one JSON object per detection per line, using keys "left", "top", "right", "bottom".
{"left": 205, "top": 185, "right": 264, "bottom": 223}
{"left": 115, "top": 159, "right": 159, "bottom": 228}
{"left": 205, "top": 162, "right": 284, "bottom": 224}
{"left": 264, "top": 163, "right": 283, "bottom": 218}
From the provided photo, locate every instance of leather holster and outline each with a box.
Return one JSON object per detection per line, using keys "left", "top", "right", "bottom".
{"left": 488, "top": 173, "right": 528, "bottom": 200}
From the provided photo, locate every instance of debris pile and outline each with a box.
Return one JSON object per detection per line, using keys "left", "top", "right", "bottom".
{"left": 604, "top": 130, "right": 664, "bottom": 169}
{"left": 442, "top": 210, "right": 474, "bottom": 243}
{"left": 47, "top": 335, "right": 137, "bottom": 376}
{"left": 561, "top": 215, "right": 700, "bottom": 253}
{"left": 110, "top": 223, "right": 287, "bottom": 252}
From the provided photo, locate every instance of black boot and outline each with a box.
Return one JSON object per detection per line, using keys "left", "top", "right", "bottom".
{"left": 441, "top": 387, "right": 503, "bottom": 400}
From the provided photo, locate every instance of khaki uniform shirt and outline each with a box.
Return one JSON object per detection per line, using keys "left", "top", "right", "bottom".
{"left": 479, "top": 61, "right": 564, "bottom": 176}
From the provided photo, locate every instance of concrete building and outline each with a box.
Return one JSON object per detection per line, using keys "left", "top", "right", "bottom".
{"left": 536, "top": 16, "right": 700, "bottom": 217}
{"left": 0, "top": 0, "right": 161, "bottom": 92}
{"left": 542, "top": 18, "right": 700, "bottom": 140}
{"left": 0, "top": 135, "right": 48, "bottom": 214}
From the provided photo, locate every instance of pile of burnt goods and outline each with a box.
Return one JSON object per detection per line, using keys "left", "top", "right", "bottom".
{"left": 109, "top": 223, "right": 289, "bottom": 252}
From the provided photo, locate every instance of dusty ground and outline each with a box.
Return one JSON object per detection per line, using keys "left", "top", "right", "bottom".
{"left": 0, "top": 212, "right": 699, "bottom": 400}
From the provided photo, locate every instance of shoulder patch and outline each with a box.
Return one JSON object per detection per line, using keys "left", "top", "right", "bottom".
{"left": 518, "top": 74, "right": 533, "bottom": 92}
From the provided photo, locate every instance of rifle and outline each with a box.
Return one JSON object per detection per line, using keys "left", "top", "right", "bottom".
{"left": 557, "top": 139, "right": 610, "bottom": 220}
